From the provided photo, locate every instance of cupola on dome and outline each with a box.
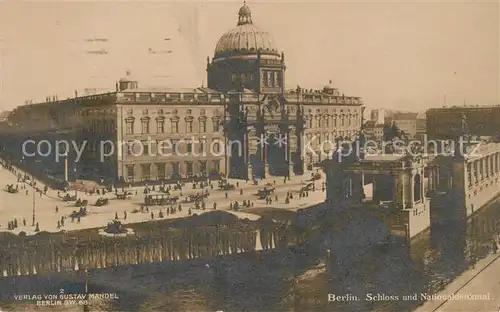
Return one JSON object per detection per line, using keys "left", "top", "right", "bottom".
{"left": 119, "top": 70, "right": 137, "bottom": 82}
{"left": 214, "top": 2, "right": 279, "bottom": 59}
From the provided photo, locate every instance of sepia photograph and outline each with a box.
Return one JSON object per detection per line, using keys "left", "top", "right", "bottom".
{"left": 0, "top": 0, "right": 498, "bottom": 311}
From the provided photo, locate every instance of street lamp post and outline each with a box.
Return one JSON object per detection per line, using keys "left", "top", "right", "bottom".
{"left": 32, "top": 181, "right": 36, "bottom": 226}
{"left": 205, "top": 263, "right": 210, "bottom": 310}
{"left": 83, "top": 268, "right": 89, "bottom": 312}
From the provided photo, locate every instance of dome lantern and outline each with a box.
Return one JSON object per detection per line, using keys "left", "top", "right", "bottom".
{"left": 323, "top": 80, "right": 338, "bottom": 95}
{"left": 237, "top": 1, "right": 253, "bottom": 26}
{"left": 118, "top": 70, "right": 138, "bottom": 91}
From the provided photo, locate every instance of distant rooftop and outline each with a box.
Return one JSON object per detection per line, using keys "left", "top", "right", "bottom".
{"left": 427, "top": 105, "right": 500, "bottom": 111}
{"left": 362, "top": 154, "right": 406, "bottom": 162}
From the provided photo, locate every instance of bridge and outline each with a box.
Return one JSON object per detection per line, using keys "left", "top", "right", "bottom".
{"left": 0, "top": 223, "right": 294, "bottom": 278}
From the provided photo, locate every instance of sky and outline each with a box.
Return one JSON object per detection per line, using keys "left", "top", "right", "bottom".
{"left": 0, "top": 0, "right": 498, "bottom": 112}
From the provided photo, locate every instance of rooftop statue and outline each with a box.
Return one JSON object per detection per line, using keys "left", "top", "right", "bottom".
{"left": 461, "top": 112, "right": 468, "bottom": 136}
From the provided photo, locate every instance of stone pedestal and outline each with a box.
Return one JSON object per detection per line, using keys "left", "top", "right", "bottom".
{"left": 247, "top": 165, "right": 253, "bottom": 181}
{"left": 264, "top": 163, "right": 270, "bottom": 178}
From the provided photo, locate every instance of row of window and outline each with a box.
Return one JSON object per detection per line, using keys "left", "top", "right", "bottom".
{"left": 125, "top": 119, "right": 220, "bottom": 135}
{"left": 86, "top": 119, "right": 116, "bottom": 133}
{"left": 306, "top": 115, "right": 360, "bottom": 128}
{"left": 305, "top": 130, "right": 356, "bottom": 143}
{"left": 125, "top": 160, "right": 221, "bottom": 181}
{"left": 125, "top": 140, "right": 222, "bottom": 156}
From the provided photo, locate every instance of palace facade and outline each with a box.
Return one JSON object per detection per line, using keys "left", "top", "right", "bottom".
{"left": 3, "top": 3, "right": 364, "bottom": 184}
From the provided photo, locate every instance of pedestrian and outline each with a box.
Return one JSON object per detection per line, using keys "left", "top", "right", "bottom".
{"left": 151, "top": 212, "right": 154, "bottom": 220}
{"left": 56, "top": 206, "right": 59, "bottom": 213}
{"left": 124, "top": 211, "right": 127, "bottom": 220}
{"left": 213, "top": 202, "right": 217, "bottom": 210}
{"left": 115, "top": 212, "right": 119, "bottom": 220}
{"left": 77, "top": 216, "right": 81, "bottom": 224}
{"left": 225, "top": 192, "right": 228, "bottom": 199}
{"left": 23, "top": 218, "right": 26, "bottom": 226}
{"left": 240, "top": 189, "right": 243, "bottom": 195}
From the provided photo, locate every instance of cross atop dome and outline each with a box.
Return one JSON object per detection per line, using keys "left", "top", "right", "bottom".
{"left": 238, "top": 1, "right": 253, "bottom": 25}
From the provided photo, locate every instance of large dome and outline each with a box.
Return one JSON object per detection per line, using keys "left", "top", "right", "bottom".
{"left": 214, "top": 3, "right": 279, "bottom": 59}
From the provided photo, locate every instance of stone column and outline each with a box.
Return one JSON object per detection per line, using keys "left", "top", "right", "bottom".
{"left": 435, "top": 167, "right": 440, "bottom": 191}
{"left": 395, "top": 171, "right": 406, "bottom": 209}
{"left": 372, "top": 175, "right": 378, "bottom": 202}
{"left": 287, "top": 126, "right": 296, "bottom": 178}
{"left": 247, "top": 127, "right": 257, "bottom": 180}
{"left": 264, "top": 157, "right": 270, "bottom": 178}
{"left": 420, "top": 169, "right": 425, "bottom": 202}
{"left": 428, "top": 167, "right": 434, "bottom": 192}
{"left": 410, "top": 171, "right": 415, "bottom": 208}
{"left": 360, "top": 173, "right": 365, "bottom": 199}
{"left": 480, "top": 159, "right": 484, "bottom": 181}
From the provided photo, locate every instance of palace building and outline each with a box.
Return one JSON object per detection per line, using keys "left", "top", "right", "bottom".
{"left": 2, "top": 3, "right": 364, "bottom": 184}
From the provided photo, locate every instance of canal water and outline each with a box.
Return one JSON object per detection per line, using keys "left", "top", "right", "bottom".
{"left": 1, "top": 199, "right": 499, "bottom": 312}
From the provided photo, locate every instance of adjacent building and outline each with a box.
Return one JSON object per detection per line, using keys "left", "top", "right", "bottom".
{"left": 2, "top": 3, "right": 364, "bottom": 184}
{"left": 369, "top": 109, "right": 385, "bottom": 125}
{"left": 426, "top": 105, "right": 500, "bottom": 140}
{"left": 385, "top": 112, "right": 419, "bottom": 139}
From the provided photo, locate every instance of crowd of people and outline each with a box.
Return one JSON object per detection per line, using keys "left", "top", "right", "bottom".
{"left": 1, "top": 156, "right": 324, "bottom": 234}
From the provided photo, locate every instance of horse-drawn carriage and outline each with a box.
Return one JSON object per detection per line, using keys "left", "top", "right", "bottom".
{"left": 61, "top": 193, "right": 77, "bottom": 202}
{"left": 74, "top": 198, "right": 89, "bottom": 207}
{"left": 144, "top": 194, "right": 178, "bottom": 206}
{"left": 184, "top": 193, "right": 208, "bottom": 203}
{"left": 218, "top": 179, "right": 235, "bottom": 191}
{"left": 158, "top": 186, "right": 170, "bottom": 194}
{"left": 301, "top": 183, "right": 314, "bottom": 192}
{"left": 95, "top": 197, "right": 109, "bottom": 207}
{"left": 258, "top": 187, "right": 275, "bottom": 199}
{"left": 70, "top": 207, "right": 88, "bottom": 218}
{"left": 6, "top": 184, "right": 18, "bottom": 193}
{"left": 308, "top": 172, "right": 321, "bottom": 181}
{"left": 116, "top": 192, "right": 132, "bottom": 200}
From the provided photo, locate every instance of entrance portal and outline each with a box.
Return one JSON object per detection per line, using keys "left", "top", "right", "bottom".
{"left": 267, "top": 133, "right": 287, "bottom": 176}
